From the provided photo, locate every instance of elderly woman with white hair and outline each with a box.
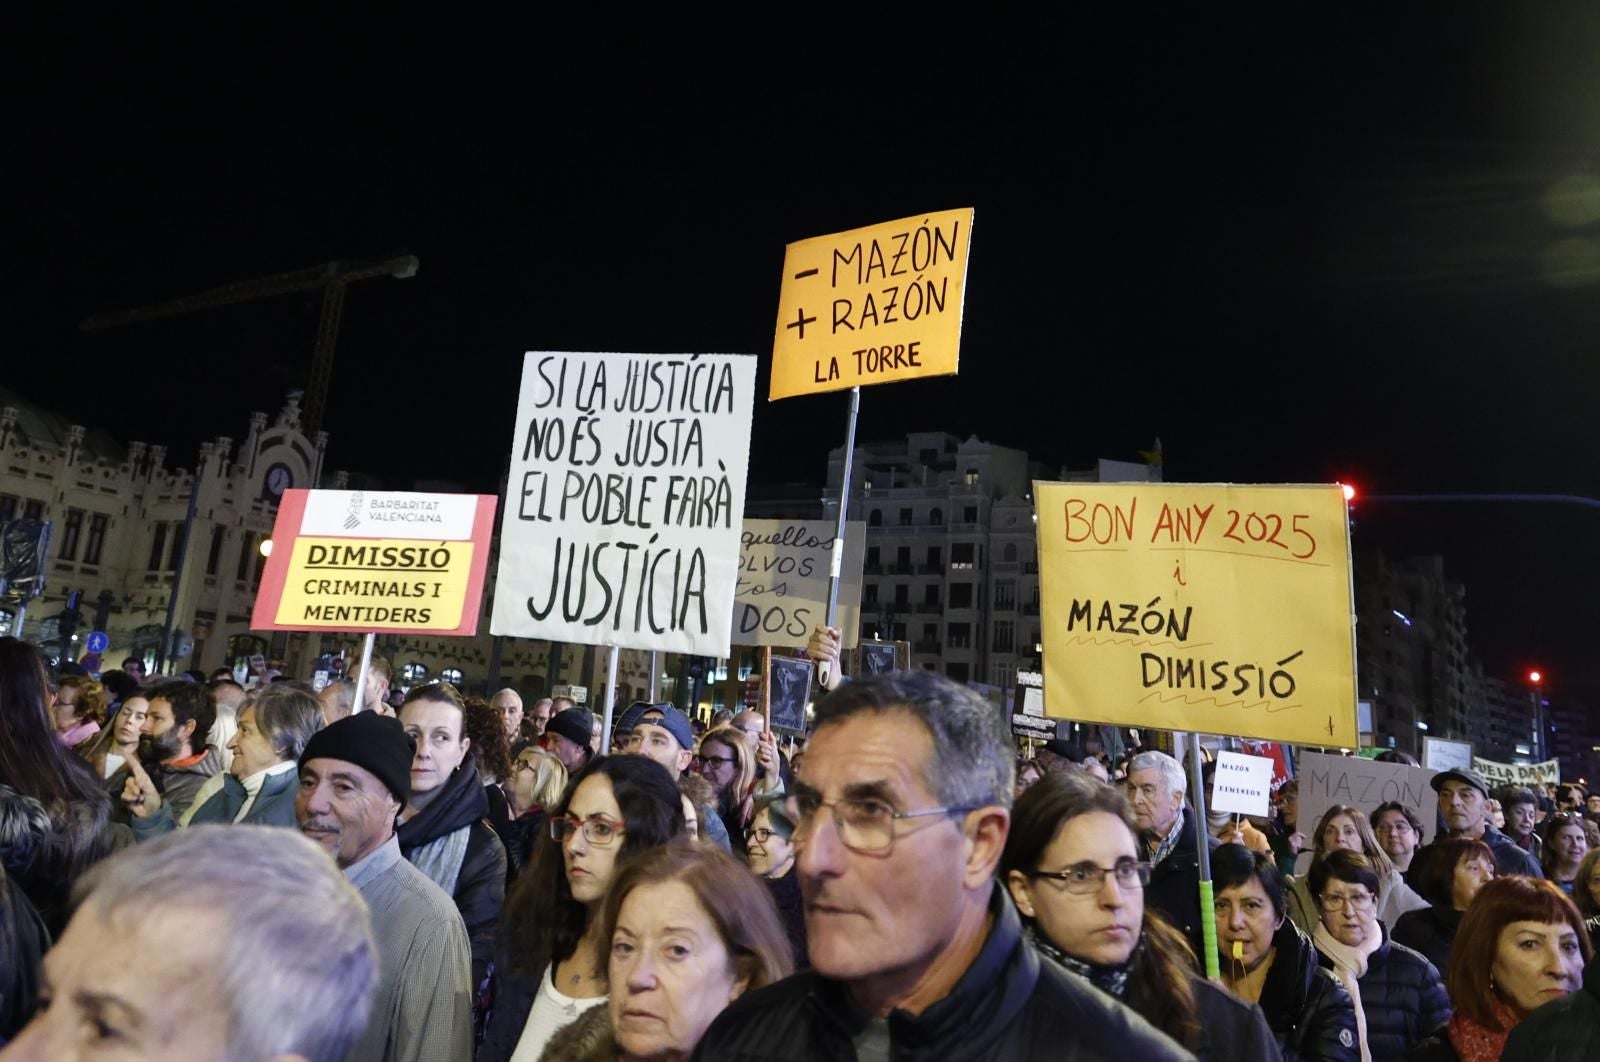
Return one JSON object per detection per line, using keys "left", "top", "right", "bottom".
{"left": 126, "top": 683, "right": 326, "bottom": 837}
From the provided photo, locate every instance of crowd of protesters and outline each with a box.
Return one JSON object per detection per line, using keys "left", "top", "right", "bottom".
{"left": 1, "top": 628, "right": 1597, "bottom": 1060}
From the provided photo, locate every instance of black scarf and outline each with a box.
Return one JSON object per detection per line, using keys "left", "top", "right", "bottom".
{"left": 1029, "top": 927, "right": 1136, "bottom": 999}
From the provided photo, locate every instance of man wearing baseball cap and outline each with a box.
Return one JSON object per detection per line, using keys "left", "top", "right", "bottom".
{"left": 624, "top": 702, "right": 734, "bottom": 852}
{"left": 297, "top": 711, "right": 473, "bottom": 1061}
{"left": 1429, "top": 766, "right": 1544, "bottom": 878}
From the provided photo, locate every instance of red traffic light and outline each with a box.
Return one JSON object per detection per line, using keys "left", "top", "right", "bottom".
{"left": 1528, "top": 670, "right": 1543, "bottom": 685}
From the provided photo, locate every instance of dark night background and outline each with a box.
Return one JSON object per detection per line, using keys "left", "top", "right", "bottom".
{"left": 8, "top": 10, "right": 1598, "bottom": 700}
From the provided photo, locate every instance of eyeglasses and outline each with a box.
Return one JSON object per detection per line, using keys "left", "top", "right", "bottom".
{"left": 695, "top": 754, "right": 736, "bottom": 768}
{"left": 549, "top": 814, "right": 626, "bottom": 847}
{"left": 747, "top": 827, "right": 783, "bottom": 844}
{"left": 1374, "top": 820, "right": 1414, "bottom": 833}
{"left": 792, "top": 794, "right": 973, "bottom": 854}
{"left": 1032, "top": 859, "right": 1152, "bottom": 895}
{"left": 1318, "top": 891, "right": 1375, "bottom": 912}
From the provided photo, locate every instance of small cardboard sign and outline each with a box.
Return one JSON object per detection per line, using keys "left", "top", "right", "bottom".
{"left": 1209, "top": 751, "right": 1274, "bottom": 817}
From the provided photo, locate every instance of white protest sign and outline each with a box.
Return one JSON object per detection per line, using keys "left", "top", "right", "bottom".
{"left": 1474, "top": 757, "right": 1561, "bottom": 787}
{"left": 1298, "top": 751, "right": 1441, "bottom": 845}
{"left": 1422, "top": 737, "right": 1473, "bottom": 773}
{"left": 1210, "top": 751, "right": 1274, "bottom": 817}
{"left": 491, "top": 352, "right": 756, "bottom": 657}
{"left": 734, "top": 520, "right": 865, "bottom": 648}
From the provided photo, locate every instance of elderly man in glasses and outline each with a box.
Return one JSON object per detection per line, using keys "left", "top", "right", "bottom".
{"left": 695, "top": 671, "right": 1188, "bottom": 1061}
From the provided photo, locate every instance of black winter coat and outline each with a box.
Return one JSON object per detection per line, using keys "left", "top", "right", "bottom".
{"left": 397, "top": 761, "right": 507, "bottom": 991}
{"left": 692, "top": 885, "right": 1194, "bottom": 1061}
{"left": 1144, "top": 807, "right": 1222, "bottom": 961}
{"left": 1315, "top": 930, "right": 1450, "bottom": 1060}
{"left": 763, "top": 868, "right": 808, "bottom": 972}
{"left": 1501, "top": 954, "right": 1600, "bottom": 1062}
{"left": 1256, "top": 922, "right": 1359, "bottom": 1062}
{"left": 1390, "top": 906, "right": 1462, "bottom": 982}
{"left": 1190, "top": 975, "right": 1283, "bottom": 1062}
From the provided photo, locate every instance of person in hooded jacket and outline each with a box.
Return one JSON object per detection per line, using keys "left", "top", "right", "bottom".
{"left": 396, "top": 682, "right": 508, "bottom": 995}
{"left": 1212, "top": 843, "right": 1359, "bottom": 1062}
{"left": 1001, "top": 770, "right": 1280, "bottom": 1060}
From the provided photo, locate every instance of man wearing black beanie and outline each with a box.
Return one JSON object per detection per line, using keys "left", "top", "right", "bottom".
{"left": 297, "top": 711, "right": 473, "bottom": 1061}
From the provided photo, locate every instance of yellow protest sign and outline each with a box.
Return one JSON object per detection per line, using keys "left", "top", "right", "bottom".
{"left": 273, "top": 538, "right": 475, "bottom": 630}
{"left": 769, "top": 208, "right": 974, "bottom": 400}
{"left": 251, "top": 489, "right": 498, "bottom": 636}
{"left": 1035, "top": 482, "right": 1357, "bottom": 746}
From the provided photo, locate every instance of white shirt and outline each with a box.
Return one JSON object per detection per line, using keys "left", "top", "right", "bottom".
{"left": 103, "top": 753, "right": 125, "bottom": 779}
{"left": 235, "top": 760, "right": 298, "bottom": 822}
{"left": 511, "top": 963, "right": 606, "bottom": 1062}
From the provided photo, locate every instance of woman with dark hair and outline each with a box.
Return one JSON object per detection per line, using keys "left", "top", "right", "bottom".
{"left": 539, "top": 841, "right": 793, "bottom": 1061}
{"left": 1410, "top": 877, "right": 1591, "bottom": 1061}
{"left": 0, "top": 637, "right": 122, "bottom": 936}
{"left": 1539, "top": 812, "right": 1589, "bottom": 895}
{"left": 465, "top": 695, "right": 516, "bottom": 838}
{"left": 1573, "top": 848, "right": 1600, "bottom": 948}
{"left": 1370, "top": 802, "right": 1425, "bottom": 881}
{"left": 1391, "top": 837, "right": 1495, "bottom": 978}
{"left": 1287, "top": 805, "right": 1427, "bottom": 936}
{"left": 694, "top": 725, "right": 756, "bottom": 843}
{"left": 745, "top": 795, "right": 807, "bottom": 972}
{"left": 1306, "top": 850, "right": 1450, "bottom": 1060}
{"left": 1212, "top": 843, "right": 1358, "bottom": 1061}
{"left": 999, "top": 771, "right": 1278, "bottom": 1059}
{"left": 479, "top": 755, "right": 684, "bottom": 1062}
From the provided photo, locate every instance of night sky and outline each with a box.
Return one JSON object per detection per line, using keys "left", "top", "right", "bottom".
{"left": 10, "top": 10, "right": 1598, "bottom": 700}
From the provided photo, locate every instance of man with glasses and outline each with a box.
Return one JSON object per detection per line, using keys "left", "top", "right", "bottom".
{"left": 696, "top": 671, "right": 1188, "bottom": 1061}
{"left": 295, "top": 711, "right": 473, "bottom": 1061}
{"left": 1125, "top": 749, "right": 1217, "bottom": 961}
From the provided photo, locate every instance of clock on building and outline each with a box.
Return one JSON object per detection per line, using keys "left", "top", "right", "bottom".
{"left": 263, "top": 463, "right": 293, "bottom": 500}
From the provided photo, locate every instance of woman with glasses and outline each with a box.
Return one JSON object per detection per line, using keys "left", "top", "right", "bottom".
{"left": 479, "top": 755, "right": 684, "bottom": 1062}
{"left": 744, "top": 795, "right": 806, "bottom": 971}
{"left": 501, "top": 745, "right": 568, "bottom": 883}
{"left": 1287, "top": 805, "right": 1427, "bottom": 936}
{"left": 1212, "top": 843, "right": 1359, "bottom": 1062}
{"left": 1392, "top": 837, "right": 1496, "bottom": 979}
{"left": 694, "top": 725, "right": 755, "bottom": 846}
{"left": 999, "top": 771, "right": 1279, "bottom": 1059}
{"left": 1307, "top": 850, "right": 1449, "bottom": 1061}
{"left": 1409, "top": 877, "right": 1590, "bottom": 1061}
{"left": 1539, "top": 813, "right": 1589, "bottom": 895}
{"left": 539, "top": 841, "right": 794, "bottom": 1060}
{"left": 1369, "top": 802, "right": 1424, "bottom": 882}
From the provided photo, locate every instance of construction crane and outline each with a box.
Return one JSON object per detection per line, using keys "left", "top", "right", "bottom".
{"left": 82, "top": 255, "right": 419, "bottom": 435}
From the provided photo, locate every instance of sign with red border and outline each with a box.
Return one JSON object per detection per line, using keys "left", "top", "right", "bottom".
{"left": 251, "top": 489, "right": 497, "bottom": 636}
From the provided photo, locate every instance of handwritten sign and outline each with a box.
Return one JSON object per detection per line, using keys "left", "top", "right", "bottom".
{"left": 1011, "top": 670, "right": 1054, "bottom": 739}
{"left": 767, "top": 654, "right": 812, "bottom": 733}
{"left": 769, "top": 209, "right": 975, "bottom": 400}
{"left": 1210, "top": 752, "right": 1275, "bottom": 817}
{"left": 1422, "top": 737, "right": 1474, "bottom": 773}
{"left": 734, "top": 520, "right": 865, "bottom": 648}
{"left": 1299, "top": 751, "right": 1439, "bottom": 845}
{"left": 1035, "top": 482, "right": 1357, "bottom": 747}
{"left": 252, "top": 489, "right": 497, "bottom": 635}
{"left": 490, "top": 352, "right": 756, "bottom": 657}
{"left": 1474, "top": 757, "right": 1561, "bottom": 787}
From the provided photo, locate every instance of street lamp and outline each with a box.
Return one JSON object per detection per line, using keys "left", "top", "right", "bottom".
{"left": 1527, "top": 668, "right": 1546, "bottom": 762}
{"left": 259, "top": 538, "right": 274, "bottom": 558}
